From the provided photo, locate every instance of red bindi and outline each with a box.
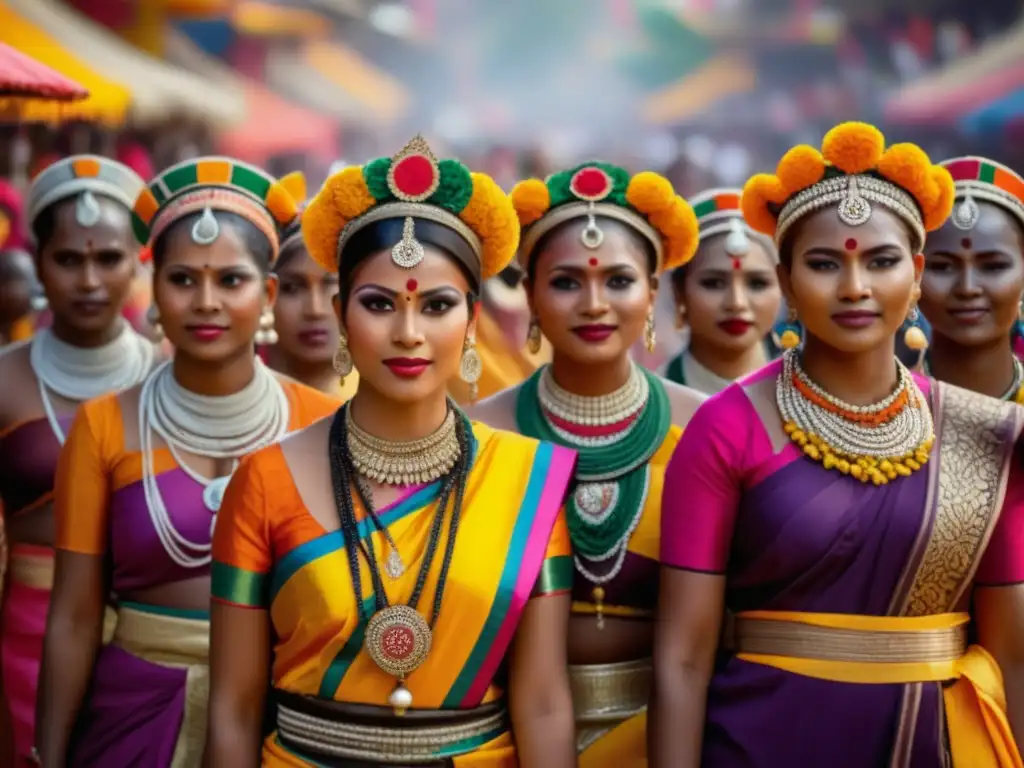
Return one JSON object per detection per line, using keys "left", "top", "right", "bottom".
{"left": 730, "top": 257, "right": 742, "bottom": 271}
{"left": 961, "top": 237, "right": 972, "bottom": 249}
{"left": 588, "top": 257, "right": 599, "bottom": 267}
{"left": 406, "top": 279, "right": 418, "bottom": 291}
{"left": 844, "top": 238, "right": 857, "bottom": 251}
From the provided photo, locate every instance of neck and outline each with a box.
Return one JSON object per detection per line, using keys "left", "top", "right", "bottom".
{"left": 171, "top": 345, "right": 259, "bottom": 397}
{"left": 267, "top": 349, "right": 338, "bottom": 395}
{"left": 686, "top": 336, "right": 769, "bottom": 381}
{"left": 349, "top": 386, "right": 450, "bottom": 442}
{"left": 929, "top": 334, "right": 1016, "bottom": 400}
{"left": 50, "top": 316, "right": 125, "bottom": 349}
{"left": 799, "top": 334, "right": 900, "bottom": 406}
{"left": 549, "top": 351, "right": 632, "bottom": 397}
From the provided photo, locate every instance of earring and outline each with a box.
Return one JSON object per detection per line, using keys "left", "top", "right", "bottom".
{"left": 146, "top": 304, "right": 164, "bottom": 341}
{"left": 29, "top": 293, "right": 48, "bottom": 312}
{"left": 675, "top": 305, "right": 686, "bottom": 331}
{"left": 903, "top": 305, "right": 928, "bottom": 351}
{"left": 333, "top": 331, "right": 353, "bottom": 384}
{"left": 254, "top": 307, "right": 278, "bottom": 346}
{"left": 1015, "top": 299, "right": 1024, "bottom": 341}
{"left": 459, "top": 332, "right": 483, "bottom": 403}
{"left": 775, "top": 306, "right": 802, "bottom": 350}
{"left": 644, "top": 310, "right": 657, "bottom": 353}
{"left": 526, "top": 315, "right": 542, "bottom": 355}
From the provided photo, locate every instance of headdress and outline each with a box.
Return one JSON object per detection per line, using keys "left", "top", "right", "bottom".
{"left": 510, "top": 162, "right": 699, "bottom": 273}
{"left": 277, "top": 172, "right": 310, "bottom": 258}
{"left": 940, "top": 157, "right": 1024, "bottom": 233}
{"left": 131, "top": 157, "right": 300, "bottom": 260}
{"left": 687, "top": 188, "right": 777, "bottom": 265}
{"left": 742, "top": 122, "right": 955, "bottom": 253}
{"left": 302, "top": 135, "right": 519, "bottom": 281}
{"left": 26, "top": 155, "right": 146, "bottom": 241}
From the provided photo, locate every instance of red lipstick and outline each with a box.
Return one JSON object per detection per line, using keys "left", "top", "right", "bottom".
{"left": 187, "top": 324, "right": 226, "bottom": 341}
{"left": 831, "top": 310, "right": 880, "bottom": 329}
{"left": 572, "top": 324, "right": 617, "bottom": 342}
{"left": 383, "top": 357, "right": 431, "bottom": 378}
{"left": 718, "top": 319, "right": 754, "bottom": 336}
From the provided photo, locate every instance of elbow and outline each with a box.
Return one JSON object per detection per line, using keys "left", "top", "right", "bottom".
{"left": 510, "top": 668, "right": 575, "bottom": 727}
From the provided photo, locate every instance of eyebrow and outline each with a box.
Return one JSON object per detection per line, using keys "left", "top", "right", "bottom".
{"left": 802, "top": 243, "right": 904, "bottom": 258}
{"left": 930, "top": 248, "right": 1014, "bottom": 259}
{"left": 353, "top": 282, "right": 461, "bottom": 299}
{"left": 549, "top": 262, "right": 639, "bottom": 274}
{"left": 696, "top": 267, "right": 775, "bottom": 276}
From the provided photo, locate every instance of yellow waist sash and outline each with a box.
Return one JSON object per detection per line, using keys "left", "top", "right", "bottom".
{"left": 729, "top": 611, "right": 1022, "bottom": 768}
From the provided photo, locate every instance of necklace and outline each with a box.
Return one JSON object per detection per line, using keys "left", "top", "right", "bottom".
{"left": 776, "top": 350, "right": 934, "bottom": 485}
{"left": 923, "top": 354, "right": 1024, "bottom": 402}
{"left": 346, "top": 406, "right": 460, "bottom": 486}
{"left": 332, "top": 403, "right": 471, "bottom": 714}
{"left": 30, "top": 326, "right": 155, "bottom": 443}
{"left": 537, "top": 364, "right": 647, "bottom": 427}
{"left": 518, "top": 364, "right": 671, "bottom": 629}
{"left": 140, "top": 359, "right": 290, "bottom": 568}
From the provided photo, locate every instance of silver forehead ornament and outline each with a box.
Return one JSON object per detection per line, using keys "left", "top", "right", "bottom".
{"left": 191, "top": 207, "right": 220, "bottom": 246}
{"left": 951, "top": 194, "right": 980, "bottom": 231}
{"left": 581, "top": 202, "right": 604, "bottom": 250}
{"left": 836, "top": 176, "right": 872, "bottom": 227}
{"left": 74, "top": 190, "right": 102, "bottom": 228}
{"left": 724, "top": 217, "right": 751, "bottom": 258}
{"left": 391, "top": 216, "right": 425, "bottom": 269}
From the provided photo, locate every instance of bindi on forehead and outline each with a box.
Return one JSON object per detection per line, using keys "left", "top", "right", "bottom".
{"left": 588, "top": 257, "right": 599, "bottom": 267}
{"left": 844, "top": 238, "right": 857, "bottom": 252}
{"left": 730, "top": 256, "right": 742, "bottom": 271}
{"left": 406, "top": 279, "right": 418, "bottom": 291}
{"left": 961, "top": 237, "right": 972, "bottom": 250}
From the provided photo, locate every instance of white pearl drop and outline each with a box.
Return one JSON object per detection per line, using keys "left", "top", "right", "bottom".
{"left": 389, "top": 684, "right": 413, "bottom": 711}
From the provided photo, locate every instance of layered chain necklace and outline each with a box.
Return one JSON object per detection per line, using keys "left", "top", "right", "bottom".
{"left": 30, "top": 326, "right": 155, "bottom": 443}
{"left": 347, "top": 406, "right": 460, "bottom": 486}
{"left": 777, "top": 350, "right": 934, "bottom": 484}
{"left": 140, "top": 359, "right": 290, "bottom": 568}
{"left": 517, "top": 364, "right": 672, "bottom": 628}
{"left": 332, "top": 401, "right": 469, "bottom": 714}
{"left": 923, "top": 354, "right": 1024, "bottom": 402}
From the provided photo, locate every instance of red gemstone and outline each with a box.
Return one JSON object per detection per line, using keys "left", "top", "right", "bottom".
{"left": 392, "top": 155, "right": 435, "bottom": 198}
{"left": 844, "top": 238, "right": 858, "bottom": 251}
{"left": 381, "top": 625, "right": 416, "bottom": 661}
{"left": 406, "top": 279, "right": 418, "bottom": 291}
{"left": 571, "top": 167, "right": 611, "bottom": 200}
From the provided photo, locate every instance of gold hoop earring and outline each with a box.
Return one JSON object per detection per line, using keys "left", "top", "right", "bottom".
{"left": 333, "top": 331, "right": 353, "bottom": 384}
{"left": 644, "top": 310, "right": 657, "bottom": 353}
{"left": 459, "top": 332, "right": 483, "bottom": 403}
{"left": 526, "top": 315, "right": 542, "bottom": 355}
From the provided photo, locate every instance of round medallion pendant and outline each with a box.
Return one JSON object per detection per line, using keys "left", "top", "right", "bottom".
{"left": 573, "top": 482, "right": 619, "bottom": 525}
{"left": 203, "top": 476, "right": 231, "bottom": 513}
{"left": 365, "top": 605, "right": 432, "bottom": 678}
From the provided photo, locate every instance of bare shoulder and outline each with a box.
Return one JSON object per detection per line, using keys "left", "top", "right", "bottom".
{"left": 658, "top": 376, "right": 707, "bottom": 428}
{"left": 0, "top": 342, "right": 35, "bottom": 423}
{"left": 465, "top": 385, "right": 521, "bottom": 433}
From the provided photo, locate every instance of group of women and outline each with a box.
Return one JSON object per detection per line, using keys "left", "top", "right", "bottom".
{"left": 0, "top": 119, "right": 1019, "bottom": 767}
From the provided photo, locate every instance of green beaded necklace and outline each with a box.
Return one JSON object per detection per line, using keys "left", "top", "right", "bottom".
{"left": 516, "top": 365, "right": 672, "bottom": 560}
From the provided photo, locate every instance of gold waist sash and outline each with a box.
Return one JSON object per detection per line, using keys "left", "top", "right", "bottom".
{"left": 569, "top": 658, "right": 650, "bottom": 753}
{"left": 9, "top": 545, "right": 55, "bottom": 590}
{"left": 111, "top": 605, "right": 210, "bottom": 768}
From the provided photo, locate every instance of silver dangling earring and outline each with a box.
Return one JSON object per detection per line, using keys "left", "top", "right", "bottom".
{"left": 644, "top": 310, "right": 657, "bottom": 353}
{"left": 526, "top": 315, "right": 542, "bottom": 355}
{"left": 30, "top": 292, "right": 48, "bottom": 312}
{"left": 333, "top": 331, "right": 353, "bottom": 385}
{"left": 255, "top": 307, "right": 278, "bottom": 346}
{"left": 146, "top": 304, "right": 164, "bottom": 341}
{"left": 459, "top": 331, "right": 483, "bottom": 403}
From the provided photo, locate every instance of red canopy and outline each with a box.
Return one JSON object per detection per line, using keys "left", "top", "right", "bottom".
{"left": 0, "top": 41, "right": 88, "bottom": 100}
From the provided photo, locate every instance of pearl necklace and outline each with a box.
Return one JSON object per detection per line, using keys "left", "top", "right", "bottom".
{"left": 30, "top": 326, "right": 155, "bottom": 444}
{"left": 140, "top": 359, "right": 290, "bottom": 568}
{"left": 346, "top": 406, "right": 460, "bottom": 487}
{"left": 537, "top": 364, "right": 648, "bottom": 431}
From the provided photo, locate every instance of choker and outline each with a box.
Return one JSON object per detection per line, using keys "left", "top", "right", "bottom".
{"left": 537, "top": 364, "right": 648, "bottom": 430}
{"left": 346, "top": 405, "right": 460, "bottom": 487}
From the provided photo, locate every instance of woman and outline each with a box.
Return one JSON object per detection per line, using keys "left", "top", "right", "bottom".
{"left": 652, "top": 122, "right": 1024, "bottom": 767}
{"left": 37, "top": 157, "right": 342, "bottom": 767}
{"left": 205, "top": 137, "right": 579, "bottom": 767}
{"left": 919, "top": 156, "right": 1024, "bottom": 402}
{"left": 0, "top": 156, "right": 155, "bottom": 766}
{"left": 472, "top": 162, "right": 705, "bottom": 764}
{"left": 0, "top": 249, "right": 38, "bottom": 346}
{"left": 663, "top": 188, "right": 783, "bottom": 394}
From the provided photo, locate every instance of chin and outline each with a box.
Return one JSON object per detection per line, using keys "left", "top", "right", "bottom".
{"left": 556, "top": 339, "right": 627, "bottom": 365}
{"left": 707, "top": 330, "right": 761, "bottom": 354}
{"left": 368, "top": 377, "right": 444, "bottom": 405}
{"left": 67, "top": 313, "right": 120, "bottom": 333}
{"left": 942, "top": 325, "right": 1001, "bottom": 348}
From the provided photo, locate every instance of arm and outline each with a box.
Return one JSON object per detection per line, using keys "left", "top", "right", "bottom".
{"left": 507, "top": 592, "right": 575, "bottom": 768}
{"left": 974, "top": 586, "right": 1024, "bottom": 746}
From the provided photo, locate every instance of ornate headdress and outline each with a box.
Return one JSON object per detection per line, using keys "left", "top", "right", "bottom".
{"left": 302, "top": 135, "right": 519, "bottom": 281}
{"left": 27, "top": 155, "right": 145, "bottom": 242}
{"left": 510, "top": 162, "right": 699, "bottom": 273}
{"left": 688, "top": 187, "right": 777, "bottom": 265}
{"left": 742, "top": 122, "right": 955, "bottom": 253}
{"left": 940, "top": 157, "right": 1024, "bottom": 233}
{"left": 276, "top": 172, "right": 310, "bottom": 258}
{"left": 131, "top": 157, "right": 300, "bottom": 260}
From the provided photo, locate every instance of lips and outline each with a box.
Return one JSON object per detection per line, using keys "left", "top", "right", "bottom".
{"left": 718, "top": 319, "right": 754, "bottom": 336}
{"left": 572, "top": 324, "right": 617, "bottom": 342}
{"left": 831, "top": 310, "right": 880, "bottom": 329}
{"left": 186, "top": 324, "right": 227, "bottom": 341}
{"left": 948, "top": 307, "right": 989, "bottom": 324}
{"left": 72, "top": 299, "right": 109, "bottom": 315}
{"left": 298, "top": 328, "right": 331, "bottom": 346}
{"left": 383, "top": 357, "right": 431, "bottom": 378}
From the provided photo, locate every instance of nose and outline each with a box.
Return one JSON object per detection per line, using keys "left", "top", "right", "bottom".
{"left": 724, "top": 275, "right": 750, "bottom": 312}
{"left": 305, "top": 286, "right": 330, "bottom": 318}
{"left": 193, "top": 276, "right": 220, "bottom": 313}
{"left": 392, "top": 305, "right": 424, "bottom": 349}
{"left": 953, "top": 265, "right": 982, "bottom": 297}
{"left": 580, "top": 279, "right": 609, "bottom": 318}
{"left": 836, "top": 261, "right": 871, "bottom": 303}
{"left": 79, "top": 260, "right": 101, "bottom": 292}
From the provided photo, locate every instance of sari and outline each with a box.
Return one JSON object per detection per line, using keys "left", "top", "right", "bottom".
{"left": 54, "top": 382, "right": 340, "bottom": 766}
{"left": 661, "top": 358, "right": 1024, "bottom": 766}
{"left": 211, "top": 422, "right": 576, "bottom": 766}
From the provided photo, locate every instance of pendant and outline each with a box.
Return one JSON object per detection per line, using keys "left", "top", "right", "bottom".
{"left": 573, "top": 482, "right": 619, "bottom": 525}
{"left": 384, "top": 547, "right": 406, "bottom": 580}
{"left": 365, "top": 604, "right": 432, "bottom": 713}
{"left": 203, "top": 476, "right": 231, "bottom": 513}
{"left": 592, "top": 586, "right": 606, "bottom": 630}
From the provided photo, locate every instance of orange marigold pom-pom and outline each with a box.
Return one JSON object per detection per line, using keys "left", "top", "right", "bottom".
{"left": 509, "top": 179, "right": 550, "bottom": 227}
{"left": 625, "top": 172, "right": 676, "bottom": 216}
{"left": 649, "top": 196, "right": 699, "bottom": 271}
{"left": 775, "top": 145, "right": 826, "bottom": 197}
{"left": 923, "top": 165, "right": 956, "bottom": 232}
{"left": 330, "top": 166, "right": 376, "bottom": 220}
{"left": 821, "top": 122, "right": 885, "bottom": 175}
{"left": 459, "top": 172, "right": 520, "bottom": 279}
{"left": 741, "top": 174, "right": 787, "bottom": 237}
{"left": 877, "top": 144, "right": 934, "bottom": 212}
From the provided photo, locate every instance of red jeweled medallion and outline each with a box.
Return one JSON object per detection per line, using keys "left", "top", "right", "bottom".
{"left": 387, "top": 135, "right": 441, "bottom": 203}
{"left": 570, "top": 166, "right": 613, "bottom": 202}
{"left": 365, "top": 604, "right": 432, "bottom": 679}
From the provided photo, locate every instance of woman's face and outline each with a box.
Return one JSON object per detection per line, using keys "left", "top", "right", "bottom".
{"left": 154, "top": 220, "right": 275, "bottom": 363}
{"left": 37, "top": 196, "right": 136, "bottom": 335}
{"left": 676, "top": 234, "right": 781, "bottom": 354}
{"left": 781, "top": 206, "right": 921, "bottom": 354}
{"left": 0, "top": 250, "right": 36, "bottom": 325}
{"left": 274, "top": 246, "right": 340, "bottom": 366}
{"left": 920, "top": 201, "right": 1024, "bottom": 348}
{"left": 528, "top": 220, "right": 655, "bottom": 365}
{"left": 341, "top": 247, "right": 474, "bottom": 404}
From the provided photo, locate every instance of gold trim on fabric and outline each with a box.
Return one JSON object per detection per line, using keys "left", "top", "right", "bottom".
{"left": 903, "top": 384, "right": 1023, "bottom": 617}
{"left": 569, "top": 658, "right": 651, "bottom": 753}
{"left": 111, "top": 606, "right": 210, "bottom": 768}
{"left": 9, "top": 549, "right": 54, "bottom": 590}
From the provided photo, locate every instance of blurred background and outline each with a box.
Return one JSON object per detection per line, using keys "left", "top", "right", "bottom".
{"left": 1, "top": 0, "right": 1021, "bottom": 194}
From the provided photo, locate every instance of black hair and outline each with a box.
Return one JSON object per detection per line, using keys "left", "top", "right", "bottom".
{"left": 151, "top": 210, "right": 274, "bottom": 275}
{"left": 337, "top": 217, "right": 480, "bottom": 311}
{"left": 31, "top": 192, "right": 130, "bottom": 251}
{"left": 526, "top": 215, "right": 657, "bottom": 283}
